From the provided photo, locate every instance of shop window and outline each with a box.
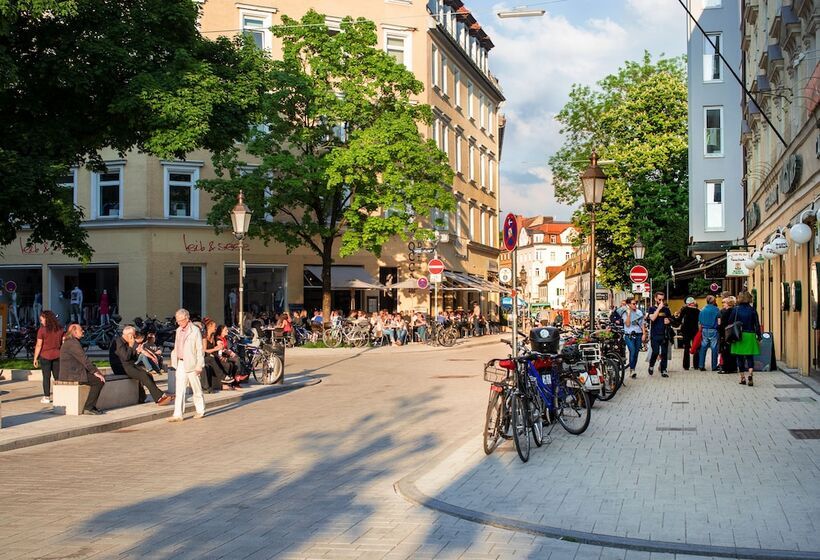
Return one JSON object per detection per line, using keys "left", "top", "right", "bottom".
{"left": 181, "top": 265, "right": 204, "bottom": 319}
{"left": 163, "top": 164, "right": 200, "bottom": 219}
{"left": 781, "top": 282, "right": 790, "bottom": 311}
{"left": 92, "top": 166, "right": 123, "bottom": 219}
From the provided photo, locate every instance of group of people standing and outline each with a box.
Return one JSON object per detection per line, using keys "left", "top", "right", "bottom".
{"left": 613, "top": 290, "right": 762, "bottom": 385}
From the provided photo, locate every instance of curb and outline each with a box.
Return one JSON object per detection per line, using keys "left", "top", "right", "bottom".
{"left": 394, "top": 445, "right": 820, "bottom": 560}
{"left": 0, "top": 377, "right": 320, "bottom": 453}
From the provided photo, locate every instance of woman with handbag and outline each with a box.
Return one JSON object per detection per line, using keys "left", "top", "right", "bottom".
{"left": 718, "top": 296, "right": 737, "bottom": 374}
{"left": 729, "top": 291, "right": 762, "bottom": 386}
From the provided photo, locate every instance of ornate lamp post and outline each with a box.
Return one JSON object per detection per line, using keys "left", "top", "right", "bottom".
{"left": 580, "top": 152, "right": 607, "bottom": 329}
{"left": 230, "top": 191, "right": 252, "bottom": 331}
{"left": 632, "top": 235, "right": 646, "bottom": 260}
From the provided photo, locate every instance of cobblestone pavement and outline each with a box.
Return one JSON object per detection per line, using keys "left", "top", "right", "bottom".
{"left": 0, "top": 341, "right": 815, "bottom": 559}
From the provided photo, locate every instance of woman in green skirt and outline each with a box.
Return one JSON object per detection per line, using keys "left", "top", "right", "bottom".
{"left": 729, "top": 291, "right": 762, "bottom": 386}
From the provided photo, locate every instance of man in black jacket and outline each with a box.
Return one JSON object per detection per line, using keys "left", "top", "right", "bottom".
{"left": 110, "top": 326, "right": 172, "bottom": 405}
{"left": 60, "top": 323, "right": 106, "bottom": 415}
{"left": 676, "top": 297, "right": 700, "bottom": 370}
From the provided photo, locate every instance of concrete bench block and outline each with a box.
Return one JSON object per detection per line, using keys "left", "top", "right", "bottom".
{"left": 53, "top": 374, "right": 140, "bottom": 415}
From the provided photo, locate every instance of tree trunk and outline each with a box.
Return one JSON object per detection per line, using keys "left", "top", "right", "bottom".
{"left": 321, "top": 239, "right": 334, "bottom": 327}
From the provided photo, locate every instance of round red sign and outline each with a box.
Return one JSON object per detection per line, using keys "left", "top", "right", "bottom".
{"left": 629, "top": 265, "right": 649, "bottom": 283}
{"left": 503, "top": 213, "right": 518, "bottom": 252}
{"left": 417, "top": 277, "right": 429, "bottom": 290}
{"left": 428, "top": 258, "right": 445, "bottom": 275}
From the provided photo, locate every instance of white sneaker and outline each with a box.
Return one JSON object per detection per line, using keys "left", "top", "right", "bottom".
{"left": 40, "top": 396, "right": 51, "bottom": 404}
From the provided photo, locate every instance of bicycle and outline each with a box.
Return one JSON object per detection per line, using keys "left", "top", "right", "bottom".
{"left": 322, "top": 320, "right": 370, "bottom": 348}
{"left": 79, "top": 320, "right": 120, "bottom": 351}
{"left": 229, "top": 327, "right": 283, "bottom": 385}
{"left": 482, "top": 358, "right": 515, "bottom": 455}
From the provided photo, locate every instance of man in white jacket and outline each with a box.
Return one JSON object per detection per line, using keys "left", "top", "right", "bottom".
{"left": 169, "top": 308, "right": 206, "bottom": 421}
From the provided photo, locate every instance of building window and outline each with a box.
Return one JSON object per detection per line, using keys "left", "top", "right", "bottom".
{"left": 479, "top": 92, "right": 486, "bottom": 128}
{"left": 488, "top": 158, "right": 495, "bottom": 192}
{"left": 242, "top": 15, "right": 268, "bottom": 49}
{"left": 441, "top": 54, "right": 448, "bottom": 96}
{"left": 488, "top": 104, "right": 494, "bottom": 135}
{"left": 705, "top": 180, "right": 724, "bottom": 231}
{"left": 489, "top": 214, "right": 495, "bottom": 247}
{"left": 468, "top": 143, "right": 476, "bottom": 181}
{"left": 703, "top": 0, "right": 721, "bottom": 7}
{"left": 550, "top": 235, "right": 556, "bottom": 243}
{"left": 432, "top": 117, "right": 440, "bottom": 148}
{"left": 455, "top": 200, "right": 462, "bottom": 238}
{"left": 453, "top": 68, "right": 461, "bottom": 107}
{"left": 92, "top": 166, "right": 123, "bottom": 219}
{"left": 479, "top": 150, "right": 486, "bottom": 187}
{"left": 431, "top": 208, "right": 449, "bottom": 232}
{"left": 164, "top": 164, "right": 200, "bottom": 218}
{"left": 468, "top": 204, "right": 475, "bottom": 241}
{"left": 455, "top": 131, "right": 463, "bottom": 174}
{"left": 467, "top": 81, "right": 474, "bottom": 119}
{"left": 325, "top": 15, "right": 342, "bottom": 35}
{"left": 442, "top": 123, "right": 449, "bottom": 161}
{"left": 533, "top": 234, "right": 543, "bottom": 243}
{"left": 704, "top": 107, "right": 723, "bottom": 156}
{"left": 550, "top": 251, "right": 556, "bottom": 261}
{"left": 565, "top": 251, "right": 571, "bottom": 260}
{"left": 57, "top": 169, "right": 77, "bottom": 209}
{"left": 431, "top": 44, "right": 439, "bottom": 88}
{"left": 385, "top": 32, "right": 411, "bottom": 69}
{"left": 480, "top": 209, "right": 486, "bottom": 244}
{"left": 703, "top": 33, "right": 722, "bottom": 82}
{"left": 181, "top": 265, "right": 205, "bottom": 318}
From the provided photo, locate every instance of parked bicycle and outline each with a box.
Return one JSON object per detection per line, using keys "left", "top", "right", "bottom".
{"left": 228, "top": 327, "right": 283, "bottom": 385}
{"left": 323, "top": 320, "right": 371, "bottom": 348}
{"left": 79, "top": 317, "right": 121, "bottom": 351}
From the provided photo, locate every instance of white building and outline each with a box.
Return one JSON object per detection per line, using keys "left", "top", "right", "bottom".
{"left": 514, "top": 217, "right": 576, "bottom": 304}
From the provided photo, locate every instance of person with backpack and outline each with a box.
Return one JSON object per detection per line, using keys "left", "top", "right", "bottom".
{"left": 729, "top": 291, "right": 762, "bottom": 387}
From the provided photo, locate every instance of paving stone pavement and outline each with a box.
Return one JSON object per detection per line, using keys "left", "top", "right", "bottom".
{"left": 0, "top": 341, "right": 812, "bottom": 560}
{"left": 408, "top": 351, "right": 820, "bottom": 557}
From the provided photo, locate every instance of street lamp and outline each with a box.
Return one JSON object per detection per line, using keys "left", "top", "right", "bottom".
{"left": 497, "top": 8, "right": 546, "bottom": 18}
{"left": 580, "top": 152, "right": 607, "bottom": 329}
{"left": 230, "top": 191, "right": 252, "bottom": 331}
{"left": 632, "top": 235, "right": 646, "bottom": 260}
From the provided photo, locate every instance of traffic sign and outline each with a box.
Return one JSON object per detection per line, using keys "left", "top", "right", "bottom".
{"left": 417, "top": 277, "right": 429, "bottom": 289}
{"left": 632, "top": 282, "right": 650, "bottom": 293}
{"left": 428, "top": 258, "right": 445, "bottom": 275}
{"left": 710, "top": 282, "right": 721, "bottom": 292}
{"left": 430, "top": 273, "right": 442, "bottom": 283}
{"left": 498, "top": 267, "right": 512, "bottom": 283}
{"left": 629, "top": 265, "right": 649, "bottom": 283}
{"left": 5, "top": 281, "right": 16, "bottom": 293}
{"left": 503, "top": 213, "right": 518, "bottom": 251}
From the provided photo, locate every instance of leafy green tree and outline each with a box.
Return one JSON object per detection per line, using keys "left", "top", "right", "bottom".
{"left": 1, "top": 0, "right": 268, "bottom": 259}
{"left": 549, "top": 53, "right": 688, "bottom": 289}
{"left": 200, "top": 10, "right": 454, "bottom": 320}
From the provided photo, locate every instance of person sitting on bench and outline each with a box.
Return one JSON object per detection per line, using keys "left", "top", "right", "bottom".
{"left": 59, "top": 323, "right": 107, "bottom": 415}
{"left": 110, "top": 325, "right": 173, "bottom": 406}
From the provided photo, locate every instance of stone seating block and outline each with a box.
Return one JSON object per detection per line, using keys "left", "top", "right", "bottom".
{"left": 53, "top": 374, "right": 140, "bottom": 415}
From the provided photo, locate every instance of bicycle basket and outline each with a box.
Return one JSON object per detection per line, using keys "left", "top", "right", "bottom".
{"left": 579, "top": 343, "right": 602, "bottom": 364}
{"left": 483, "top": 359, "right": 513, "bottom": 384}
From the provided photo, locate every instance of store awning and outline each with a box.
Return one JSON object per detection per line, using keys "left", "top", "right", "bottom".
{"left": 670, "top": 255, "right": 727, "bottom": 280}
{"left": 441, "top": 271, "right": 503, "bottom": 292}
{"left": 304, "top": 266, "right": 384, "bottom": 289}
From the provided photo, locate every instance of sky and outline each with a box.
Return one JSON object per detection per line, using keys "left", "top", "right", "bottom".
{"left": 465, "top": 0, "right": 687, "bottom": 222}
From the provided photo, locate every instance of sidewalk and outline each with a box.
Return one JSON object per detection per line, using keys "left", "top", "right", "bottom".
{"left": 286, "top": 332, "right": 507, "bottom": 357}
{"left": 0, "top": 370, "right": 320, "bottom": 453}
{"left": 397, "top": 350, "right": 820, "bottom": 560}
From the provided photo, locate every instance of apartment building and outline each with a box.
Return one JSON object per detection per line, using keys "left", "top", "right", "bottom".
{"left": 513, "top": 217, "right": 576, "bottom": 304}
{"left": 687, "top": 0, "right": 746, "bottom": 266}
{"left": 741, "top": 0, "right": 819, "bottom": 376}
{"left": 0, "top": 0, "right": 505, "bottom": 325}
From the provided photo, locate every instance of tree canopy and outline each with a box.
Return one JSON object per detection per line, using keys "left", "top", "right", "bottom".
{"left": 549, "top": 53, "right": 688, "bottom": 288}
{"left": 0, "top": 0, "right": 268, "bottom": 258}
{"left": 200, "top": 10, "right": 454, "bottom": 319}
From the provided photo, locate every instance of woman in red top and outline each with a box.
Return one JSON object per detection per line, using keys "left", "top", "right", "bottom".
{"left": 33, "top": 310, "right": 63, "bottom": 404}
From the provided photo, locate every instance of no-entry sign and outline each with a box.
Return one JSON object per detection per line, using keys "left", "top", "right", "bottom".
{"left": 428, "top": 258, "right": 445, "bottom": 275}
{"left": 629, "top": 265, "right": 649, "bottom": 283}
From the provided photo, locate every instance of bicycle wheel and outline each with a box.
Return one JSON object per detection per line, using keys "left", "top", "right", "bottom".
{"left": 483, "top": 390, "right": 504, "bottom": 455}
{"left": 511, "top": 393, "right": 530, "bottom": 462}
{"left": 439, "top": 328, "right": 457, "bottom": 348}
{"left": 530, "top": 395, "right": 545, "bottom": 447}
{"left": 264, "top": 353, "right": 284, "bottom": 384}
{"left": 323, "top": 328, "right": 343, "bottom": 348}
{"left": 555, "top": 377, "right": 591, "bottom": 435}
{"left": 597, "top": 358, "right": 620, "bottom": 402}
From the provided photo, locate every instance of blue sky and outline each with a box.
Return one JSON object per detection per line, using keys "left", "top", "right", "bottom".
{"left": 465, "top": 0, "right": 687, "bottom": 221}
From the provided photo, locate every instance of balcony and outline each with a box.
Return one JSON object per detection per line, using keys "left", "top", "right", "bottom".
{"left": 743, "top": 0, "right": 759, "bottom": 25}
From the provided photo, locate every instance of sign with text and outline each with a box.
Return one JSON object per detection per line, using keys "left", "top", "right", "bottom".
{"left": 632, "top": 282, "right": 650, "bottom": 293}
{"left": 429, "top": 273, "right": 442, "bottom": 283}
{"left": 183, "top": 234, "right": 249, "bottom": 254}
{"left": 629, "top": 265, "right": 649, "bottom": 283}
{"left": 726, "top": 251, "right": 750, "bottom": 277}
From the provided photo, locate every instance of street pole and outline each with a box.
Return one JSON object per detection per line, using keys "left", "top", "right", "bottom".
{"left": 512, "top": 247, "right": 518, "bottom": 356}
{"left": 434, "top": 245, "right": 439, "bottom": 317}
{"left": 238, "top": 241, "right": 244, "bottom": 332}
{"left": 589, "top": 209, "right": 596, "bottom": 332}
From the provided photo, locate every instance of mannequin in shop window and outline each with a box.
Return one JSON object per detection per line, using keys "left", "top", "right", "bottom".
{"left": 99, "top": 289, "right": 110, "bottom": 326}
{"left": 228, "top": 288, "right": 238, "bottom": 326}
{"left": 8, "top": 290, "right": 18, "bottom": 328}
{"left": 70, "top": 285, "right": 83, "bottom": 324}
{"left": 32, "top": 292, "right": 42, "bottom": 326}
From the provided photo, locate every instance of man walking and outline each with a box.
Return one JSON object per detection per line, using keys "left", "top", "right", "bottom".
{"left": 647, "top": 291, "right": 672, "bottom": 377}
{"left": 621, "top": 297, "right": 646, "bottom": 378}
{"left": 677, "top": 297, "right": 700, "bottom": 370}
{"left": 169, "top": 308, "right": 206, "bottom": 421}
{"left": 698, "top": 295, "right": 720, "bottom": 371}
{"left": 109, "top": 326, "right": 173, "bottom": 405}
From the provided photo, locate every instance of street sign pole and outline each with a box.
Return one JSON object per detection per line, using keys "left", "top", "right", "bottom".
{"left": 512, "top": 247, "right": 518, "bottom": 357}
{"left": 434, "top": 247, "right": 438, "bottom": 317}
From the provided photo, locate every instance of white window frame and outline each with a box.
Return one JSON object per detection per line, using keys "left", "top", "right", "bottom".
{"left": 704, "top": 106, "right": 724, "bottom": 157}
{"left": 91, "top": 162, "right": 124, "bottom": 220}
{"left": 163, "top": 162, "right": 202, "bottom": 219}
{"left": 441, "top": 54, "right": 449, "bottom": 97}
{"left": 239, "top": 9, "right": 273, "bottom": 51}
{"left": 468, "top": 142, "right": 476, "bottom": 182}
{"left": 703, "top": 33, "right": 723, "bottom": 82}
{"left": 431, "top": 44, "right": 439, "bottom": 88}
{"left": 58, "top": 168, "right": 78, "bottom": 208}
{"left": 479, "top": 92, "right": 486, "bottom": 129}
{"left": 488, "top": 104, "right": 494, "bottom": 136}
{"left": 455, "top": 199, "right": 462, "bottom": 238}
{"left": 705, "top": 180, "right": 725, "bottom": 231}
{"left": 489, "top": 214, "right": 496, "bottom": 247}
{"left": 480, "top": 208, "right": 486, "bottom": 245}
{"left": 455, "top": 130, "right": 463, "bottom": 174}
{"left": 442, "top": 122, "right": 450, "bottom": 161}
{"left": 453, "top": 68, "right": 461, "bottom": 108}
{"left": 325, "top": 15, "right": 342, "bottom": 34}
{"left": 383, "top": 28, "right": 412, "bottom": 70}
{"left": 467, "top": 81, "right": 474, "bottom": 119}
{"left": 479, "top": 149, "right": 486, "bottom": 187}
{"left": 468, "top": 203, "right": 475, "bottom": 241}
{"left": 488, "top": 157, "right": 495, "bottom": 192}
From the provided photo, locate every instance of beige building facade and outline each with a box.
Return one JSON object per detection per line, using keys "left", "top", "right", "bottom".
{"left": 0, "top": 0, "right": 504, "bottom": 326}
{"left": 741, "top": 0, "right": 819, "bottom": 376}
